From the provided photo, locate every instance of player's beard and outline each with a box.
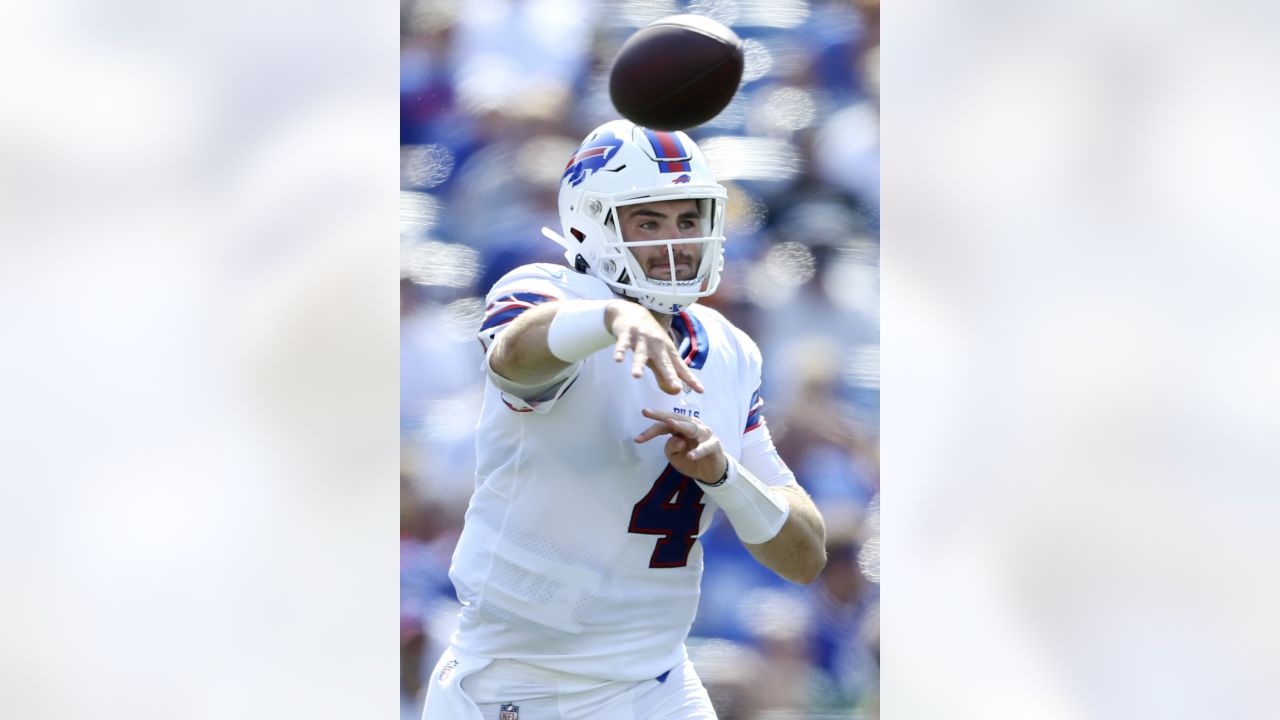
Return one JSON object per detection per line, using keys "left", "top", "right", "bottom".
{"left": 645, "top": 251, "right": 699, "bottom": 281}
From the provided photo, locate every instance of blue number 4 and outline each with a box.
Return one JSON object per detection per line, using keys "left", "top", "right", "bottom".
{"left": 628, "top": 464, "right": 706, "bottom": 568}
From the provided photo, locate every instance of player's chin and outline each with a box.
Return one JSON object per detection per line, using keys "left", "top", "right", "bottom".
{"left": 648, "top": 270, "right": 698, "bottom": 282}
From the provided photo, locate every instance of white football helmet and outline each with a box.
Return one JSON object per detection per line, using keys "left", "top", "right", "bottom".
{"left": 542, "top": 119, "right": 728, "bottom": 314}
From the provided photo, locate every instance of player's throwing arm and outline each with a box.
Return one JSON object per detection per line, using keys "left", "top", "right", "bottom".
{"left": 488, "top": 298, "right": 704, "bottom": 396}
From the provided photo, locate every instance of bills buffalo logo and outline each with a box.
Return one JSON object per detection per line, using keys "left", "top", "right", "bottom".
{"left": 563, "top": 132, "right": 623, "bottom": 187}
{"left": 671, "top": 174, "right": 691, "bottom": 184}
{"left": 437, "top": 658, "right": 458, "bottom": 683}
{"left": 499, "top": 703, "right": 520, "bottom": 719}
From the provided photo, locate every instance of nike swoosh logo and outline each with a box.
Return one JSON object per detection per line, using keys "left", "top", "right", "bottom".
{"left": 540, "top": 267, "right": 565, "bottom": 280}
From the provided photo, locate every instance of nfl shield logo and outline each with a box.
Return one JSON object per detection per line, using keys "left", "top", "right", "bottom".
{"left": 499, "top": 703, "right": 519, "bottom": 720}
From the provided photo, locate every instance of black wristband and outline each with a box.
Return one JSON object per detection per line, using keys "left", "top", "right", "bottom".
{"left": 699, "top": 462, "right": 730, "bottom": 488}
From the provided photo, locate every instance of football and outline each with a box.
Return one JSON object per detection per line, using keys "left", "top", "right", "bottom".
{"left": 609, "top": 14, "right": 745, "bottom": 131}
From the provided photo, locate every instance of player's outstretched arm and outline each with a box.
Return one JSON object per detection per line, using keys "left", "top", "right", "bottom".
{"left": 635, "top": 409, "right": 827, "bottom": 584}
{"left": 490, "top": 299, "right": 703, "bottom": 395}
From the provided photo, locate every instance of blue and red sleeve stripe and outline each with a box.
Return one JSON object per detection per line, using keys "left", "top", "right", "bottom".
{"left": 499, "top": 365, "right": 580, "bottom": 414}
{"left": 480, "top": 291, "right": 557, "bottom": 332}
{"left": 744, "top": 389, "right": 765, "bottom": 433}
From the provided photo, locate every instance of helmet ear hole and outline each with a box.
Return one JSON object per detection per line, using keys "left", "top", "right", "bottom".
{"left": 574, "top": 254, "right": 590, "bottom": 273}
{"left": 570, "top": 228, "right": 586, "bottom": 242}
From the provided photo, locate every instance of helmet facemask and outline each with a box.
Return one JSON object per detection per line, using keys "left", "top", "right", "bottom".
{"left": 597, "top": 193, "right": 726, "bottom": 314}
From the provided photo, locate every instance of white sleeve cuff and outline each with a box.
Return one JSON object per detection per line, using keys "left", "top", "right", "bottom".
{"left": 699, "top": 458, "right": 790, "bottom": 545}
{"left": 546, "top": 300, "right": 614, "bottom": 363}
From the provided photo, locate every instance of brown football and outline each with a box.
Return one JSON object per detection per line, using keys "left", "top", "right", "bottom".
{"left": 609, "top": 14, "right": 745, "bottom": 131}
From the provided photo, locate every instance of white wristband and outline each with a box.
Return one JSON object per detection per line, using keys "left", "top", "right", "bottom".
{"left": 546, "top": 300, "right": 615, "bottom": 363}
{"left": 698, "top": 458, "right": 789, "bottom": 545}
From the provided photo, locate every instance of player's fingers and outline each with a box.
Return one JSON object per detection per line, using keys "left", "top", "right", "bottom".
{"left": 643, "top": 408, "right": 701, "bottom": 430}
{"left": 650, "top": 351, "right": 682, "bottom": 395}
{"left": 630, "top": 345, "right": 649, "bottom": 379}
{"left": 633, "top": 420, "right": 674, "bottom": 443}
{"left": 644, "top": 409, "right": 701, "bottom": 437}
{"left": 670, "top": 354, "right": 704, "bottom": 393}
{"left": 669, "top": 437, "right": 687, "bottom": 453}
{"left": 663, "top": 417, "right": 698, "bottom": 439}
{"left": 643, "top": 407, "right": 689, "bottom": 424}
{"left": 613, "top": 327, "right": 632, "bottom": 363}
{"left": 641, "top": 407, "right": 672, "bottom": 422}
{"left": 682, "top": 369, "right": 705, "bottom": 394}
{"left": 686, "top": 435, "right": 720, "bottom": 461}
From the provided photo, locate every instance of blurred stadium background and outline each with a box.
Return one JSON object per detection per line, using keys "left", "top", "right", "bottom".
{"left": 400, "top": 1, "right": 880, "bottom": 717}
{"left": 8, "top": 1, "right": 1280, "bottom": 718}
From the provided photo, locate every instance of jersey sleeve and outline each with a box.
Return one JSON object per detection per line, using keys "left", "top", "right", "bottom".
{"left": 739, "top": 421, "right": 797, "bottom": 488}
{"left": 732, "top": 325, "right": 768, "bottom": 436}
{"left": 737, "top": 348, "right": 793, "bottom": 486}
{"left": 478, "top": 268, "right": 569, "bottom": 353}
{"left": 477, "top": 265, "right": 582, "bottom": 414}
{"left": 729, "top": 325, "right": 793, "bottom": 486}
{"left": 744, "top": 387, "right": 766, "bottom": 434}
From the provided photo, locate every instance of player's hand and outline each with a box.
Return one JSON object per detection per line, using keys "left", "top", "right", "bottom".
{"left": 606, "top": 300, "right": 705, "bottom": 396}
{"left": 633, "top": 408, "right": 727, "bottom": 483}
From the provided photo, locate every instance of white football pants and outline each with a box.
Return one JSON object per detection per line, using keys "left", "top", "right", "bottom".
{"left": 422, "top": 646, "right": 718, "bottom": 720}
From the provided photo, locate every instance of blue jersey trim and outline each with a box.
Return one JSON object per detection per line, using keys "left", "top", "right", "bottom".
{"left": 672, "top": 311, "right": 709, "bottom": 370}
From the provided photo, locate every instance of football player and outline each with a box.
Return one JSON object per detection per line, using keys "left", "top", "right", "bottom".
{"left": 423, "top": 120, "right": 827, "bottom": 719}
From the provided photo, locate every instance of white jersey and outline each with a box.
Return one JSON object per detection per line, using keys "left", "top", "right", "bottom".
{"left": 447, "top": 263, "right": 791, "bottom": 682}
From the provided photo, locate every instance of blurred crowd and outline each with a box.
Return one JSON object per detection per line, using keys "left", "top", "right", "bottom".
{"left": 400, "top": 0, "right": 880, "bottom": 717}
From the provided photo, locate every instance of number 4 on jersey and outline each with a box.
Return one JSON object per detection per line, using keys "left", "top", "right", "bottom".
{"left": 628, "top": 464, "right": 706, "bottom": 568}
